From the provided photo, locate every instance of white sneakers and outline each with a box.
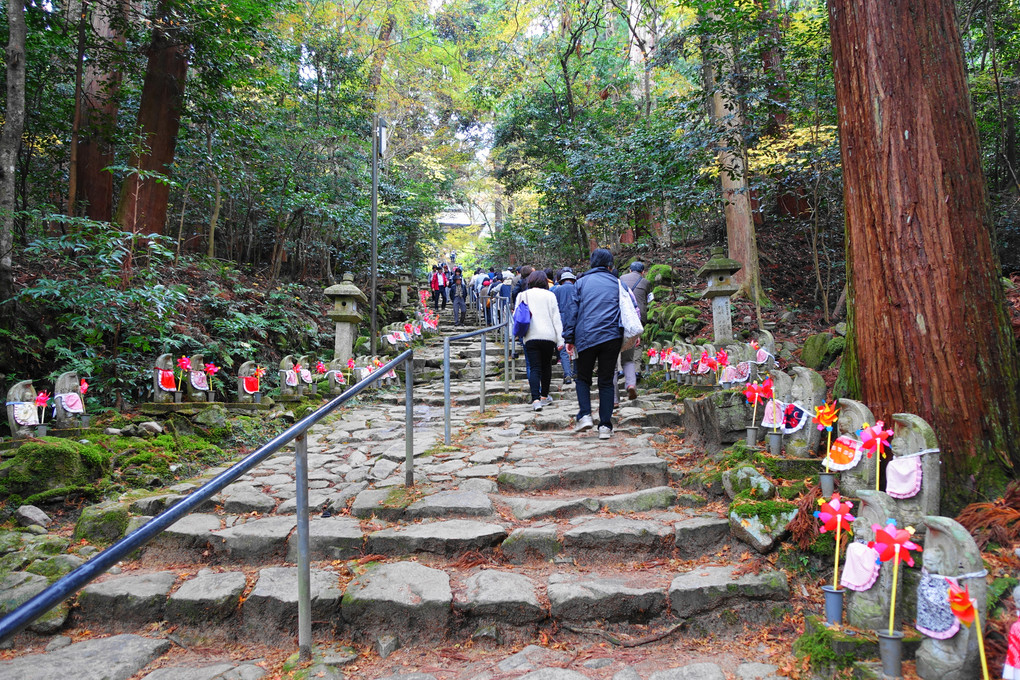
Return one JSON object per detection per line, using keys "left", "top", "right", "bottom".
{"left": 598, "top": 425, "right": 612, "bottom": 440}
{"left": 532, "top": 399, "right": 543, "bottom": 411}
{"left": 574, "top": 414, "right": 594, "bottom": 432}
{"left": 542, "top": 395, "right": 553, "bottom": 406}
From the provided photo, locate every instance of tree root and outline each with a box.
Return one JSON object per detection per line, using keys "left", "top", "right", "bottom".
{"left": 562, "top": 621, "right": 685, "bottom": 647}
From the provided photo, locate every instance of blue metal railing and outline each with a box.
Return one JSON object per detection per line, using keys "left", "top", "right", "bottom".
{"left": 0, "top": 348, "right": 416, "bottom": 661}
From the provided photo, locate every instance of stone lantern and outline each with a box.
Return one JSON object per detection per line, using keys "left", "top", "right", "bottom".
{"left": 696, "top": 246, "right": 742, "bottom": 344}
{"left": 325, "top": 273, "right": 369, "bottom": 361}
{"left": 398, "top": 272, "right": 413, "bottom": 307}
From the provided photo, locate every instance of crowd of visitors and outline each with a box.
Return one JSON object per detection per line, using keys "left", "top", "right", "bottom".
{"left": 428, "top": 250, "right": 650, "bottom": 439}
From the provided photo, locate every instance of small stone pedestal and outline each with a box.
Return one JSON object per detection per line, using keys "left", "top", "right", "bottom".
{"left": 398, "top": 273, "right": 413, "bottom": 307}
{"left": 696, "top": 247, "right": 743, "bottom": 344}
{"left": 325, "top": 273, "right": 368, "bottom": 362}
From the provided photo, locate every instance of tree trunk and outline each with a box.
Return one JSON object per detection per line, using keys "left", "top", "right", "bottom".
{"left": 77, "top": 0, "right": 128, "bottom": 222}
{"left": 366, "top": 15, "right": 394, "bottom": 110}
{"left": 0, "top": 0, "right": 27, "bottom": 330}
{"left": 829, "top": 0, "right": 1020, "bottom": 507}
{"left": 115, "top": 4, "right": 188, "bottom": 235}
{"left": 703, "top": 27, "right": 766, "bottom": 304}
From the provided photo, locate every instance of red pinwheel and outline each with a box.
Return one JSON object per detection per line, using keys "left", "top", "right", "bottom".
{"left": 700, "top": 350, "right": 718, "bottom": 372}
{"left": 859, "top": 421, "right": 893, "bottom": 459}
{"left": 404, "top": 323, "right": 413, "bottom": 334}
{"left": 254, "top": 365, "right": 266, "bottom": 378}
{"left": 204, "top": 363, "right": 220, "bottom": 376}
{"left": 315, "top": 361, "right": 327, "bottom": 374}
{"left": 647, "top": 348, "right": 657, "bottom": 358}
{"left": 743, "top": 381, "right": 766, "bottom": 405}
{"left": 35, "top": 390, "right": 51, "bottom": 408}
{"left": 716, "top": 349, "right": 729, "bottom": 367}
{"left": 760, "top": 376, "right": 774, "bottom": 400}
{"left": 293, "top": 362, "right": 303, "bottom": 372}
{"left": 177, "top": 356, "right": 192, "bottom": 371}
{"left": 79, "top": 379, "right": 89, "bottom": 395}
{"left": 870, "top": 520, "right": 922, "bottom": 635}
{"left": 814, "top": 493, "right": 854, "bottom": 534}
{"left": 814, "top": 402, "right": 839, "bottom": 431}
{"left": 868, "top": 522, "right": 921, "bottom": 567}
{"left": 347, "top": 358, "right": 356, "bottom": 370}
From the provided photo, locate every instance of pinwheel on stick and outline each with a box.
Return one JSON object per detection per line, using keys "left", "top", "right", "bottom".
{"left": 813, "top": 402, "right": 840, "bottom": 472}
{"left": 946, "top": 582, "right": 988, "bottom": 680}
{"left": 815, "top": 494, "right": 854, "bottom": 589}
{"left": 859, "top": 421, "right": 894, "bottom": 491}
{"left": 868, "top": 521, "right": 921, "bottom": 635}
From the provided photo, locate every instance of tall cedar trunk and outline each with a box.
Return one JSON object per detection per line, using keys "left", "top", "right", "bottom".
{"left": 703, "top": 24, "right": 765, "bottom": 303}
{"left": 76, "top": 0, "right": 128, "bottom": 222}
{"left": 0, "top": 0, "right": 27, "bottom": 329}
{"left": 115, "top": 9, "right": 188, "bottom": 235}
{"left": 829, "top": 0, "right": 1020, "bottom": 506}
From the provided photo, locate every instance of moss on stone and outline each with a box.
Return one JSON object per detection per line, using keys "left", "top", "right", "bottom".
{"left": 647, "top": 264, "right": 674, "bottom": 283}
{"left": 73, "top": 502, "right": 129, "bottom": 546}
{"left": 0, "top": 439, "right": 110, "bottom": 499}
{"left": 792, "top": 619, "right": 859, "bottom": 671}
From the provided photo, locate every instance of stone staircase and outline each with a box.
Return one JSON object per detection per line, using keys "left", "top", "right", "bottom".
{"left": 0, "top": 312, "right": 792, "bottom": 680}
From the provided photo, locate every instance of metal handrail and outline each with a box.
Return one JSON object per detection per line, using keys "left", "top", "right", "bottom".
{"left": 0, "top": 348, "right": 416, "bottom": 662}
{"left": 443, "top": 298, "right": 512, "bottom": 444}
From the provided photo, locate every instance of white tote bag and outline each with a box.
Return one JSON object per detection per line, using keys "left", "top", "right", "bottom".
{"left": 619, "top": 281, "right": 644, "bottom": 351}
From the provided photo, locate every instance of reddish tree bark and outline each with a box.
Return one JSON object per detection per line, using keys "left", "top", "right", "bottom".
{"left": 0, "top": 0, "right": 27, "bottom": 329}
{"left": 115, "top": 8, "right": 188, "bottom": 235}
{"left": 829, "top": 0, "right": 1020, "bottom": 506}
{"left": 75, "top": 0, "right": 129, "bottom": 222}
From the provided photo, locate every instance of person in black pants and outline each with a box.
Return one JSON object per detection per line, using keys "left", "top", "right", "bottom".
{"left": 515, "top": 270, "right": 564, "bottom": 411}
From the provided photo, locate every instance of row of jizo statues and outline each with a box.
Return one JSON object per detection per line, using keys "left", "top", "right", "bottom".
{"left": 5, "top": 372, "right": 90, "bottom": 439}
{"left": 654, "top": 335, "right": 979, "bottom": 678}
{"left": 151, "top": 354, "right": 399, "bottom": 406}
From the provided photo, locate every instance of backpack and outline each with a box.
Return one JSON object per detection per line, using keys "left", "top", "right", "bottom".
{"left": 512, "top": 294, "right": 532, "bottom": 339}
{"left": 619, "top": 281, "right": 644, "bottom": 352}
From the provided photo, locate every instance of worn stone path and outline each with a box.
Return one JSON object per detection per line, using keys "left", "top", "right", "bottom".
{"left": 0, "top": 311, "right": 792, "bottom": 679}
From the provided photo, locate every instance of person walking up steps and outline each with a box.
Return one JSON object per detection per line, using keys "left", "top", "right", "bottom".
{"left": 516, "top": 270, "right": 564, "bottom": 411}
{"left": 450, "top": 270, "right": 468, "bottom": 326}
{"left": 619, "top": 261, "right": 651, "bottom": 400}
{"left": 553, "top": 268, "right": 577, "bottom": 385}
{"left": 562, "top": 249, "right": 623, "bottom": 439}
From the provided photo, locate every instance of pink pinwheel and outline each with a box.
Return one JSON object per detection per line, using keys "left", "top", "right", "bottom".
{"left": 700, "top": 350, "right": 718, "bottom": 372}
{"left": 815, "top": 493, "right": 854, "bottom": 534}
{"left": 647, "top": 348, "right": 657, "bottom": 358}
{"left": 404, "top": 323, "right": 413, "bottom": 334}
{"left": 315, "top": 361, "right": 326, "bottom": 374}
{"left": 743, "top": 381, "right": 766, "bottom": 405}
{"left": 868, "top": 521, "right": 921, "bottom": 567}
{"left": 760, "top": 376, "right": 774, "bottom": 400}
{"left": 347, "top": 358, "right": 356, "bottom": 370}
{"left": 204, "top": 363, "right": 220, "bottom": 376}
{"left": 858, "top": 421, "right": 893, "bottom": 459}
{"left": 716, "top": 349, "right": 729, "bottom": 367}
{"left": 35, "top": 390, "right": 51, "bottom": 409}
{"left": 177, "top": 356, "right": 192, "bottom": 371}
{"left": 79, "top": 379, "right": 89, "bottom": 395}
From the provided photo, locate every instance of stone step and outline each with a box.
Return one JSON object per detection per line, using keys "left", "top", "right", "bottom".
{"left": 64, "top": 558, "right": 789, "bottom": 646}
{"left": 497, "top": 455, "right": 669, "bottom": 492}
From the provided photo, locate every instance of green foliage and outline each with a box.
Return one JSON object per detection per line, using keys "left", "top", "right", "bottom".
{"left": 792, "top": 621, "right": 858, "bottom": 672}
{"left": 0, "top": 439, "right": 111, "bottom": 500}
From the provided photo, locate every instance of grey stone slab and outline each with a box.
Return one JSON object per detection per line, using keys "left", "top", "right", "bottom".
{"left": 366, "top": 520, "right": 507, "bottom": 555}
{"left": 406, "top": 490, "right": 494, "bottom": 519}
{"left": 0, "top": 634, "right": 171, "bottom": 680}
{"left": 600, "top": 487, "right": 676, "bottom": 513}
{"left": 518, "top": 671, "right": 592, "bottom": 680}
{"left": 456, "top": 464, "right": 501, "bottom": 478}
{"left": 533, "top": 413, "right": 573, "bottom": 431}
{"left": 456, "top": 570, "right": 545, "bottom": 624}
{"left": 668, "top": 565, "right": 789, "bottom": 618}
{"left": 220, "top": 485, "right": 277, "bottom": 514}
{"left": 612, "top": 669, "right": 642, "bottom": 680}
{"left": 276, "top": 490, "right": 333, "bottom": 515}
{"left": 0, "top": 572, "right": 48, "bottom": 613}
{"left": 468, "top": 448, "right": 505, "bottom": 464}
{"left": 371, "top": 458, "right": 400, "bottom": 479}
{"left": 497, "top": 467, "right": 558, "bottom": 491}
{"left": 150, "top": 513, "right": 221, "bottom": 550}
{"left": 496, "top": 645, "right": 573, "bottom": 673}
{"left": 611, "top": 456, "right": 670, "bottom": 488}
{"left": 729, "top": 507, "right": 798, "bottom": 554}
{"left": 501, "top": 527, "right": 563, "bottom": 563}
{"left": 505, "top": 497, "right": 599, "bottom": 521}
{"left": 736, "top": 662, "right": 781, "bottom": 680}
{"left": 166, "top": 570, "right": 246, "bottom": 624}
{"left": 287, "top": 516, "right": 364, "bottom": 561}
{"left": 78, "top": 571, "right": 177, "bottom": 624}
{"left": 459, "top": 478, "right": 498, "bottom": 494}
{"left": 648, "top": 665, "right": 726, "bottom": 680}
{"left": 351, "top": 488, "right": 406, "bottom": 520}
{"left": 548, "top": 576, "right": 666, "bottom": 622}
{"left": 562, "top": 518, "right": 672, "bottom": 552}
{"left": 242, "top": 566, "right": 342, "bottom": 630}
{"left": 140, "top": 663, "right": 236, "bottom": 680}
{"left": 341, "top": 561, "right": 451, "bottom": 644}
{"left": 212, "top": 516, "right": 296, "bottom": 561}
{"left": 673, "top": 516, "right": 730, "bottom": 559}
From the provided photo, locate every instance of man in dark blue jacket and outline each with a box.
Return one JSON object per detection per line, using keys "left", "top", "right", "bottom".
{"left": 562, "top": 249, "right": 622, "bottom": 439}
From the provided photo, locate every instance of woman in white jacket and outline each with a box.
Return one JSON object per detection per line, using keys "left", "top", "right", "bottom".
{"left": 516, "top": 270, "right": 565, "bottom": 410}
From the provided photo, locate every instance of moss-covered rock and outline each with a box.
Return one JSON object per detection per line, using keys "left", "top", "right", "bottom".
{"left": 0, "top": 440, "right": 110, "bottom": 499}
{"left": 800, "top": 332, "right": 833, "bottom": 369}
{"left": 651, "top": 285, "right": 673, "bottom": 301}
{"left": 647, "top": 264, "right": 674, "bottom": 283}
{"left": 673, "top": 317, "right": 705, "bottom": 336}
{"left": 73, "top": 502, "right": 130, "bottom": 546}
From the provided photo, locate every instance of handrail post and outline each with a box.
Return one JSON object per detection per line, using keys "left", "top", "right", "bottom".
{"left": 503, "top": 299, "right": 510, "bottom": 392}
{"left": 405, "top": 354, "right": 414, "bottom": 487}
{"left": 443, "top": 337, "right": 452, "bottom": 445}
{"left": 480, "top": 332, "right": 487, "bottom": 413}
{"left": 294, "top": 433, "right": 312, "bottom": 662}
